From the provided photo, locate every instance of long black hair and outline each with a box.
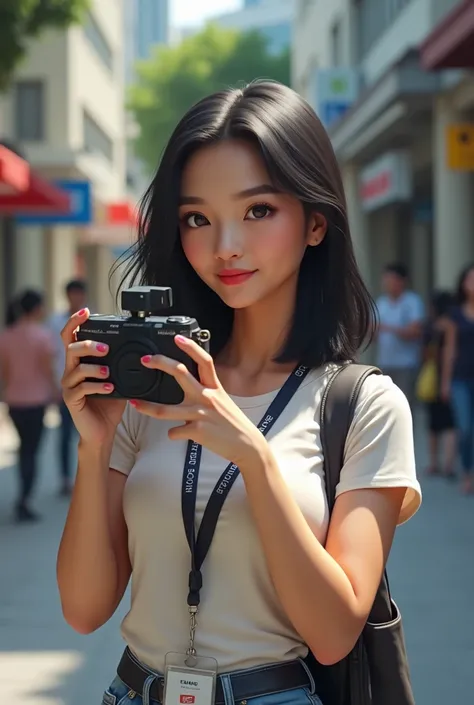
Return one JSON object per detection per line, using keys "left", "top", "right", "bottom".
{"left": 116, "top": 80, "right": 376, "bottom": 367}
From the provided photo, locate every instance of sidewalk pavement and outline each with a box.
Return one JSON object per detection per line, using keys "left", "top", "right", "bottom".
{"left": 0, "top": 410, "right": 473, "bottom": 705}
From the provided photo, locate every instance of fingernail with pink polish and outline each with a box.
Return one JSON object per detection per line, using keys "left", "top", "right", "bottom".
{"left": 129, "top": 400, "right": 138, "bottom": 407}
{"left": 103, "top": 383, "right": 113, "bottom": 391}
{"left": 175, "top": 335, "right": 187, "bottom": 343}
{"left": 141, "top": 355, "right": 152, "bottom": 364}
{"left": 97, "top": 343, "right": 108, "bottom": 353}
{"left": 100, "top": 366, "right": 108, "bottom": 376}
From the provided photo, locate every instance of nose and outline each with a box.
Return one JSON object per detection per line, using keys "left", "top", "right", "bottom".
{"left": 214, "top": 222, "right": 243, "bottom": 261}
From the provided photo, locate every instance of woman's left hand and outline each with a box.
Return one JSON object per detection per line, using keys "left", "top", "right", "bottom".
{"left": 130, "top": 335, "right": 268, "bottom": 469}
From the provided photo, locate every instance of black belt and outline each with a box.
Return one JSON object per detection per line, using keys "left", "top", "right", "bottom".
{"left": 117, "top": 648, "right": 313, "bottom": 704}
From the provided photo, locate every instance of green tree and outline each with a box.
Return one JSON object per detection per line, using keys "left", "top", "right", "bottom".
{"left": 128, "top": 23, "right": 291, "bottom": 172}
{"left": 0, "top": 0, "right": 89, "bottom": 91}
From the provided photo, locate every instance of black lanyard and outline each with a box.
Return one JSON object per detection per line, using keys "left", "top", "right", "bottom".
{"left": 181, "top": 364, "right": 309, "bottom": 608}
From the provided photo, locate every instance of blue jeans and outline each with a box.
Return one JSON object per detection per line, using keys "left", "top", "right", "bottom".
{"left": 451, "top": 379, "right": 474, "bottom": 473}
{"left": 102, "top": 664, "right": 323, "bottom": 705}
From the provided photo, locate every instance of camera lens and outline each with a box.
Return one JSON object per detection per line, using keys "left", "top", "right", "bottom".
{"left": 113, "top": 342, "right": 161, "bottom": 398}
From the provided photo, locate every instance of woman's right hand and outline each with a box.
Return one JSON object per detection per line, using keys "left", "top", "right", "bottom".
{"left": 61, "top": 309, "right": 126, "bottom": 444}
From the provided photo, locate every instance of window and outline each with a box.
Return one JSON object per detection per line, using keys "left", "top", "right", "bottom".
{"left": 353, "top": 0, "right": 414, "bottom": 60}
{"left": 83, "top": 110, "right": 114, "bottom": 163}
{"left": 84, "top": 11, "right": 113, "bottom": 71}
{"left": 14, "top": 81, "right": 45, "bottom": 141}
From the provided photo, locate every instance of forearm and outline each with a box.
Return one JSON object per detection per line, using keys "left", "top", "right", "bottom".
{"left": 57, "top": 440, "right": 120, "bottom": 633}
{"left": 241, "top": 448, "right": 362, "bottom": 665}
{"left": 394, "top": 324, "right": 422, "bottom": 341}
{"left": 441, "top": 350, "right": 454, "bottom": 389}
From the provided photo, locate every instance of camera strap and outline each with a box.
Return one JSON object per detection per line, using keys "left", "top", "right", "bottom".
{"left": 181, "top": 364, "right": 310, "bottom": 619}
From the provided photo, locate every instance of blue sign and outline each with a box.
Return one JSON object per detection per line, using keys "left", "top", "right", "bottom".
{"left": 315, "top": 68, "right": 360, "bottom": 129}
{"left": 17, "top": 179, "right": 93, "bottom": 225}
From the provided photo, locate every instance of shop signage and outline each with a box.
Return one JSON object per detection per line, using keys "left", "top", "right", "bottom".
{"left": 314, "top": 68, "right": 359, "bottom": 128}
{"left": 359, "top": 151, "right": 412, "bottom": 212}
{"left": 16, "top": 179, "right": 92, "bottom": 224}
{"left": 447, "top": 124, "right": 474, "bottom": 171}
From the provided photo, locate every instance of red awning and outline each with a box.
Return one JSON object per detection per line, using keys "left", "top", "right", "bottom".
{"left": 0, "top": 170, "right": 71, "bottom": 215}
{"left": 0, "top": 145, "right": 30, "bottom": 195}
{"left": 106, "top": 201, "right": 138, "bottom": 225}
{"left": 421, "top": 0, "right": 474, "bottom": 70}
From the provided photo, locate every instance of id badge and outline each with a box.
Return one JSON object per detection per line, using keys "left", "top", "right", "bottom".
{"left": 164, "top": 652, "right": 217, "bottom": 705}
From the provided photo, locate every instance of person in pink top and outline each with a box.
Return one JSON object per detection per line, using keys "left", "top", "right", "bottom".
{"left": 0, "top": 289, "right": 57, "bottom": 522}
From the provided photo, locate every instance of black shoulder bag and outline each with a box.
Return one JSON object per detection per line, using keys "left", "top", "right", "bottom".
{"left": 307, "top": 364, "right": 416, "bottom": 705}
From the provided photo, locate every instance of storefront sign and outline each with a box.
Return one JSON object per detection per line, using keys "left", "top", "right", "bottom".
{"left": 359, "top": 151, "right": 412, "bottom": 212}
{"left": 314, "top": 68, "right": 359, "bottom": 128}
{"left": 447, "top": 124, "right": 474, "bottom": 170}
{"left": 16, "top": 180, "right": 92, "bottom": 224}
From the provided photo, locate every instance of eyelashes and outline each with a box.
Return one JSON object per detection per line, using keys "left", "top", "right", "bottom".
{"left": 180, "top": 202, "right": 276, "bottom": 229}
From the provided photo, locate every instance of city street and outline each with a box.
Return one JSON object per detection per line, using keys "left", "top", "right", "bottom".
{"left": 0, "top": 408, "right": 473, "bottom": 705}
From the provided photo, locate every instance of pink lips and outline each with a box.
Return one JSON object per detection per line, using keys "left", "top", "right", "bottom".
{"left": 217, "top": 269, "right": 257, "bottom": 286}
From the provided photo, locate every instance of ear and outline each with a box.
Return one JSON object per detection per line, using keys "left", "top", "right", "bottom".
{"left": 306, "top": 212, "right": 327, "bottom": 247}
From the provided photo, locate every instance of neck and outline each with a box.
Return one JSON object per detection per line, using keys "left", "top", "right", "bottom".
{"left": 219, "top": 281, "right": 297, "bottom": 377}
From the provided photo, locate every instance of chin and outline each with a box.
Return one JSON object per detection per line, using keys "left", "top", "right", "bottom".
{"left": 216, "top": 291, "right": 259, "bottom": 310}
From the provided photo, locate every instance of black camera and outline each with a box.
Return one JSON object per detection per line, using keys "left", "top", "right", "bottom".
{"left": 76, "top": 286, "right": 211, "bottom": 404}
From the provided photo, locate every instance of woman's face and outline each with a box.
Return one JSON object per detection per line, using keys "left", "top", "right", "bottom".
{"left": 462, "top": 268, "right": 474, "bottom": 299}
{"left": 178, "top": 139, "right": 325, "bottom": 311}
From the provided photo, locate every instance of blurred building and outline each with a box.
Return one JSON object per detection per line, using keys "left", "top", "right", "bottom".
{"left": 0, "top": 0, "right": 133, "bottom": 323}
{"left": 136, "top": 0, "right": 170, "bottom": 58}
{"left": 124, "top": 0, "right": 170, "bottom": 209}
{"left": 293, "top": 0, "right": 474, "bottom": 301}
{"left": 215, "top": 0, "right": 296, "bottom": 54}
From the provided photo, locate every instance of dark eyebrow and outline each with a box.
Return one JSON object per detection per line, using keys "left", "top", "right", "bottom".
{"left": 234, "top": 184, "right": 281, "bottom": 200}
{"left": 179, "top": 195, "right": 206, "bottom": 206}
{"left": 179, "top": 184, "right": 280, "bottom": 207}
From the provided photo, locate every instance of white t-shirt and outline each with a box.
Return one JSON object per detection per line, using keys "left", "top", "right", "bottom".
{"left": 110, "top": 365, "right": 421, "bottom": 674}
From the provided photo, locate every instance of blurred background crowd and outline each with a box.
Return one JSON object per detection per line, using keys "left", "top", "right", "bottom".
{"left": 0, "top": 1, "right": 473, "bottom": 703}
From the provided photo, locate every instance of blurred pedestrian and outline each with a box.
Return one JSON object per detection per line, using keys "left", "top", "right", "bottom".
{"left": 49, "top": 279, "right": 87, "bottom": 496}
{"left": 420, "top": 291, "right": 457, "bottom": 478}
{"left": 375, "top": 263, "right": 425, "bottom": 409}
{"left": 441, "top": 264, "right": 474, "bottom": 494}
{"left": 0, "top": 289, "right": 57, "bottom": 521}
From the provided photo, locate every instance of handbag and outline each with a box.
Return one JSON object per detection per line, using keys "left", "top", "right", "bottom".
{"left": 415, "top": 358, "right": 438, "bottom": 403}
{"left": 307, "top": 364, "right": 415, "bottom": 705}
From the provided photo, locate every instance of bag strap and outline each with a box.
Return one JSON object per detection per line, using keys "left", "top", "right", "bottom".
{"left": 321, "top": 363, "right": 396, "bottom": 625}
{"left": 320, "top": 363, "right": 382, "bottom": 511}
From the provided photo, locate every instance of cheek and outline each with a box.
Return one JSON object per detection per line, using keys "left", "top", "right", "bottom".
{"left": 180, "top": 231, "right": 208, "bottom": 269}
{"left": 256, "top": 216, "right": 306, "bottom": 262}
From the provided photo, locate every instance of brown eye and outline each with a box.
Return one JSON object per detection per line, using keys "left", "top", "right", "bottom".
{"left": 246, "top": 204, "right": 274, "bottom": 220}
{"left": 185, "top": 213, "right": 209, "bottom": 228}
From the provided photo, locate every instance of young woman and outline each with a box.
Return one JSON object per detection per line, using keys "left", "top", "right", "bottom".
{"left": 422, "top": 291, "right": 457, "bottom": 478}
{"left": 57, "top": 81, "right": 421, "bottom": 705}
{"left": 0, "top": 289, "right": 56, "bottom": 521}
{"left": 442, "top": 264, "right": 474, "bottom": 494}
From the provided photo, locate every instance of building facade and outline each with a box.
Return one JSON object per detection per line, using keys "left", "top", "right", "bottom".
{"left": 293, "top": 0, "right": 474, "bottom": 303}
{"left": 0, "top": 0, "right": 131, "bottom": 324}
{"left": 215, "top": 0, "right": 296, "bottom": 54}
{"left": 135, "top": 0, "right": 170, "bottom": 60}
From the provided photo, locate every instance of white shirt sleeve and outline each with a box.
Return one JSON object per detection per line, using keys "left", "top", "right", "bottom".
{"left": 335, "top": 373, "right": 422, "bottom": 524}
{"left": 109, "top": 403, "right": 143, "bottom": 475}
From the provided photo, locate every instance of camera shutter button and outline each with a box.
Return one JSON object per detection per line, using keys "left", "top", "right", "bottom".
{"left": 166, "top": 316, "right": 191, "bottom": 324}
